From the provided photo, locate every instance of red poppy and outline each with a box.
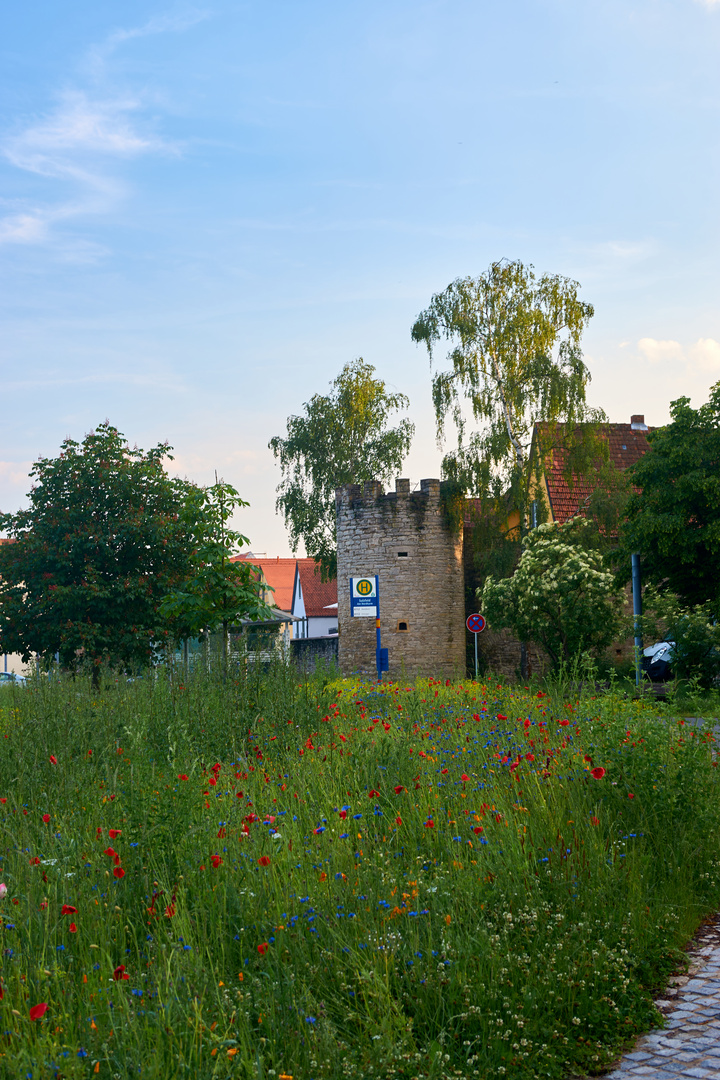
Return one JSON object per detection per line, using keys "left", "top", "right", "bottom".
{"left": 258, "top": 856, "right": 271, "bottom": 867}
{"left": 394, "top": 785, "right": 404, "bottom": 795}
{"left": 61, "top": 905, "right": 78, "bottom": 916}
{"left": 29, "top": 856, "right": 40, "bottom": 865}
{"left": 164, "top": 904, "right": 175, "bottom": 918}
{"left": 42, "top": 814, "right": 50, "bottom": 824}
{"left": 584, "top": 755, "right": 593, "bottom": 764}
{"left": 338, "top": 809, "right": 347, "bottom": 819}
{"left": 108, "top": 829, "right": 121, "bottom": 839}
{"left": 96, "top": 827, "right": 103, "bottom": 837}
{"left": 526, "top": 753, "right": 535, "bottom": 762}
{"left": 368, "top": 789, "right": 380, "bottom": 798}
{"left": 523, "top": 719, "right": 531, "bottom": 730}
{"left": 208, "top": 777, "right": 217, "bottom": 786}
{"left": 178, "top": 774, "right": 188, "bottom": 781}
{"left": 395, "top": 816, "right": 402, "bottom": 826}
{"left": 424, "top": 820, "right": 434, "bottom": 829}
{"left": 210, "top": 855, "right": 223, "bottom": 869}
{"left": 29, "top": 1003, "right": 48, "bottom": 1021}
{"left": 103, "top": 847, "right": 116, "bottom": 858}
{"left": 590, "top": 767, "right": 606, "bottom": 780}
{"left": 257, "top": 942, "right": 269, "bottom": 955}
{"left": 217, "top": 828, "right": 226, "bottom": 839}
{"left": 628, "top": 792, "right": 635, "bottom": 800}
{"left": 590, "top": 816, "right": 600, "bottom": 826}
{"left": 558, "top": 719, "right": 570, "bottom": 727}
{"left": 441, "top": 768, "right": 448, "bottom": 774}
{"left": 461, "top": 773, "right": 469, "bottom": 782}
{"left": 49, "top": 755, "right": 58, "bottom": 765}
{"left": 497, "top": 714, "right": 507, "bottom": 721}
{"left": 113, "top": 867, "right": 125, "bottom": 879}
{"left": 473, "top": 826, "right": 483, "bottom": 834}
{"left": 68, "top": 922, "right": 77, "bottom": 933}
{"left": 113, "top": 965, "right": 129, "bottom": 981}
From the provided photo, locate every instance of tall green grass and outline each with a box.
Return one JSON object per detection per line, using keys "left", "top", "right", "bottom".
{"left": 0, "top": 665, "right": 719, "bottom": 1080}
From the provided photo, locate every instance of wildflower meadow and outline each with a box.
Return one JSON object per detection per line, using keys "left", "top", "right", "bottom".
{"left": 1, "top": 665, "right": 719, "bottom": 1080}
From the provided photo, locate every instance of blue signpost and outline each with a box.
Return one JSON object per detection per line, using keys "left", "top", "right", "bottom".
{"left": 631, "top": 553, "right": 643, "bottom": 687}
{"left": 350, "top": 576, "right": 388, "bottom": 681}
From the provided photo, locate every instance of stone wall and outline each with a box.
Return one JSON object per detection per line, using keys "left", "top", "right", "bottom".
{"left": 291, "top": 636, "right": 339, "bottom": 674}
{"left": 335, "top": 479, "right": 465, "bottom": 679}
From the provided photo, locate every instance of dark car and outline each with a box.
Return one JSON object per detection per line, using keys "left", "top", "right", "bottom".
{"left": 642, "top": 641, "right": 674, "bottom": 682}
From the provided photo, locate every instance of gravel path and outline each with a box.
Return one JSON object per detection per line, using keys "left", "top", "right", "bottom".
{"left": 601, "top": 915, "right": 720, "bottom": 1079}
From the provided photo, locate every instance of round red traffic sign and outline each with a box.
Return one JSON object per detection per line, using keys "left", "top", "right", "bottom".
{"left": 466, "top": 613, "right": 486, "bottom": 634}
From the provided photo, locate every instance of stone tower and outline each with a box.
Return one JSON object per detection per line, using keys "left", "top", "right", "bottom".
{"left": 335, "top": 478, "right": 465, "bottom": 679}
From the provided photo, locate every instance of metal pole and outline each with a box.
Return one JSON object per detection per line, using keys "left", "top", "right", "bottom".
{"left": 474, "top": 631, "right": 478, "bottom": 681}
{"left": 375, "top": 576, "right": 382, "bottom": 682}
{"left": 631, "top": 552, "right": 643, "bottom": 687}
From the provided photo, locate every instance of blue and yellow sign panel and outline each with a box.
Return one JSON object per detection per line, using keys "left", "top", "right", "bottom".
{"left": 350, "top": 576, "right": 378, "bottom": 618}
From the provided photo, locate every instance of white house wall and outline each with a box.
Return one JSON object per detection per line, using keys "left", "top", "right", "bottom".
{"left": 308, "top": 616, "right": 337, "bottom": 637}
{"left": 1, "top": 652, "right": 26, "bottom": 676}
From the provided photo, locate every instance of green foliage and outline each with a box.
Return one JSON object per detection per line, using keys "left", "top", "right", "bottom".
{"left": 620, "top": 382, "right": 720, "bottom": 606}
{"left": 583, "top": 457, "right": 632, "bottom": 547}
{"left": 481, "top": 518, "right": 624, "bottom": 670}
{"left": 411, "top": 259, "right": 604, "bottom": 524}
{"left": 269, "top": 358, "right": 414, "bottom": 579}
{"left": 1, "top": 670, "right": 719, "bottom": 1079}
{"left": 159, "top": 480, "right": 275, "bottom": 648}
{"left": 0, "top": 423, "right": 195, "bottom": 676}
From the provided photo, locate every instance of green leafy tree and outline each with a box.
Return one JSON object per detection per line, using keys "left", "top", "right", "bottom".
{"left": 411, "top": 259, "right": 604, "bottom": 524}
{"left": 269, "top": 358, "right": 415, "bottom": 579}
{"left": 481, "top": 518, "right": 623, "bottom": 671}
{"left": 159, "top": 479, "right": 275, "bottom": 662}
{"left": 620, "top": 382, "right": 720, "bottom": 607}
{"left": 0, "top": 424, "right": 195, "bottom": 681}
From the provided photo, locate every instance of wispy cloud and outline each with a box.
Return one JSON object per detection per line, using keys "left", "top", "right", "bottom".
{"left": 3, "top": 369, "right": 189, "bottom": 394}
{"left": 637, "top": 336, "right": 720, "bottom": 373}
{"left": 0, "top": 9, "right": 202, "bottom": 248}
{"left": 86, "top": 9, "right": 209, "bottom": 75}
{"left": 637, "top": 338, "right": 684, "bottom": 364}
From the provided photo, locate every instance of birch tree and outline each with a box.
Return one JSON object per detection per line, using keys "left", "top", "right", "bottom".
{"left": 411, "top": 259, "right": 603, "bottom": 525}
{"left": 269, "top": 359, "right": 414, "bottom": 580}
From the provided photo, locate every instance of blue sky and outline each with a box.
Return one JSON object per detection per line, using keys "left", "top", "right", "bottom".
{"left": 1, "top": 0, "right": 719, "bottom": 555}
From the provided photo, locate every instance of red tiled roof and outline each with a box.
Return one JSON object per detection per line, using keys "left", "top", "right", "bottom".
{"left": 539, "top": 421, "right": 653, "bottom": 524}
{"left": 231, "top": 555, "right": 298, "bottom": 611}
{"left": 296, "top": 559, "right": 337, "bottom": 617}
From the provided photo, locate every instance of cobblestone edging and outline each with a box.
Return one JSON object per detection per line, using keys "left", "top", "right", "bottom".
{"left": 601, "top": 915, "right": 720, "bottom": 1079}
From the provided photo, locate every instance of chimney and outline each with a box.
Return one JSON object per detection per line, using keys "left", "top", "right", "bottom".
{"left": 630, "top": 414, "right": 648, "bottom": 431}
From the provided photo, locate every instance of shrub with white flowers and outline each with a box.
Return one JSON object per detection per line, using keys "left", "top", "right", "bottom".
{"left": 481, "top": 517, "right": 623, "bottom": 671}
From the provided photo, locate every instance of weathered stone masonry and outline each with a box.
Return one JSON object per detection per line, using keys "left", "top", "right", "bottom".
{"left": 336, "top": 479, "right": 465, "bottom": 679}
